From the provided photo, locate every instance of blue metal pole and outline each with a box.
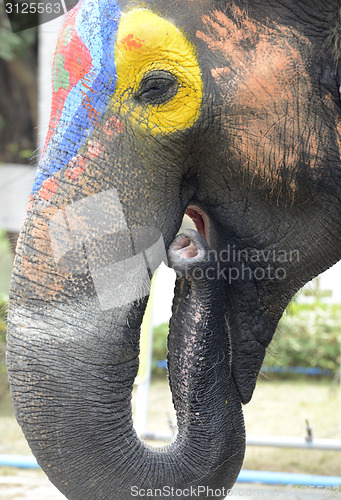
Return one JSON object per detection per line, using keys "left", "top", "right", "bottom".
{"left": 0, "top": 455, "right": 39, "bottom": 469}
{"left": 237, "top": 470, "right": 341, "bottom": 487}
{"left": 1, "top": 455, "right": 341, "bottom": 489}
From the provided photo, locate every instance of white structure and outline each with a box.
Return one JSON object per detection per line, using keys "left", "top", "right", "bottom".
{"left": 38, "top": 14, "right": 65, "bottom": 150}
{"left": 0, "top": 15, "right": 64, "bottom": 234}
{"left": 304, "top": 262, "right": 341, "bottom": 303}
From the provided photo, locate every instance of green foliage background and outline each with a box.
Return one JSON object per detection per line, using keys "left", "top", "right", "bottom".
{"left": 266, "top": 302, "right": 341, "bottom": 374}
{"left": 152, "top": 302, "right": 341, "bottom": 377}
{"left": 0, "top": 2, "right": 37, "bottom": 61}
{"left": 1, "top": 295, "right": 341, "bottom": 398}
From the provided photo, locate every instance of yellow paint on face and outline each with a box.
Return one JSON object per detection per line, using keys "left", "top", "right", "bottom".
{"left": 114, "top": 9, "right": 203, "bottom": 135}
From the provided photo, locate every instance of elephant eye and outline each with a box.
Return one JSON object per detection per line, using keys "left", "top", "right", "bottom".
{"left": 135, "top": 70, "right": 179, "bottom": 105}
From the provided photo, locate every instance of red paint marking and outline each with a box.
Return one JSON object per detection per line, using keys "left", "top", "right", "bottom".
{"left": 88, "top": 141, "right": 102, "bottom": 158}
{"left": 64, "top": 33, "right": 92, "bottom": 87}
{"left": 26, "top": 194, "right": 34, "bottom": 211}
{"left": 82, "top": 92, "right": 101, "bottom": 128}
{"left": 39, "top": 178, "right": 58, "bottom": 201}
{"left": 119, "top": 34, "right": 144, "bottom": 51}
{"left": 82, "top": 79, "right": 96, "bottom": 93}
{"left": 43, "top": 88, "right": 68, "bottom": 157}
{"left": 65, "top": 155, "right": 87, "bottom": 180}
{"left": 103, "top": 115, "right": 124, "bottom": 137}
{"left": 66, "top": 165, "right": 85, "bottom": 180}
{"left": 42, "top": 5, "right": 92, "bottom": 157}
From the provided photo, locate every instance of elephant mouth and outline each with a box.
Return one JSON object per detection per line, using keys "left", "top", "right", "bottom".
{"left": 185, "top": 205, "right": 211, "bottom": 245}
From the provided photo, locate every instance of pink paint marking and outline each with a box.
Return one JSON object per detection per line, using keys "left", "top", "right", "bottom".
{"left": 103, "top": 115, "right": 124, "bottom": 137}
{"left": 66, "top": 165, "right": 85, "bottom": 180}
{"left": 26, "top": 194, "right": 34, "bottom": 212}
{"left": 43, "top": 88, "right": 68, "bottom": 158}
{"left": 65, "top": 155, "right": 87, "bottom": 180}
{"left": 87, "top": 141, "right": 102, "bottom": 158}
{"left": 39, "top": 178, "right": 59, "bottom": 201}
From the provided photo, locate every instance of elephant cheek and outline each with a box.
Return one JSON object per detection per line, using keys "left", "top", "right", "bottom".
{"left": 12, "top": 205, "right": 92, "bottom": 305}
{"left": 13, "top": 208, "right": 64, "bottom": 302}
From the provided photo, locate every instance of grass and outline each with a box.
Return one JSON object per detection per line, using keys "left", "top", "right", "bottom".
{"left": 142, "top": 375, "right": 341, "bottom": 477}
{"left": 242, "top": 377, "right": 341, "bottom": 476}
{"left": 0, "top": 230, "right": 14, "bottom": 298}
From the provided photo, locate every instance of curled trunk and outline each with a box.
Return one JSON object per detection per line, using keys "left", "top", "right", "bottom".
{"left": 7, "top": 230, "right": 244, "bottom": 500}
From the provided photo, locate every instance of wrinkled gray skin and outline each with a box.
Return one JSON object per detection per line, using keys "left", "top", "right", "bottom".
{"left": 6, "top": 0, "right": 341, "bottom": 499}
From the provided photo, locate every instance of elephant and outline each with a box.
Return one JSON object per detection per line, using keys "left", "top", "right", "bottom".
{"left": 6, "top": 0, "right": 341, "bottom": 498}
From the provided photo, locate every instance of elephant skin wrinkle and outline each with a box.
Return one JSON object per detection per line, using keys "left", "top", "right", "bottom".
{"left": 197, "top": 6, "right": 338, "bottom": 202}
{"left": 7, "top": 231, "right": 245, "bottom": 499}
{"left": 6, "top": 0, "right": 341, "bottom": 499}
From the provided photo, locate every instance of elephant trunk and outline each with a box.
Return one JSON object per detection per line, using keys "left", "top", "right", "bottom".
{"left": 7, "top": 230, "right": 245, "bottom": 500}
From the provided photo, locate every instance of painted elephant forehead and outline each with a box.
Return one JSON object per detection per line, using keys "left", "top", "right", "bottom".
{"left": 32, "top": 2, "right": 202, "bottom": 196}
{"left": 32, "top": 0, "right": 122, "bottom": 194}
{"left": 113, "top": 9, "right": 203, "bottom": 135}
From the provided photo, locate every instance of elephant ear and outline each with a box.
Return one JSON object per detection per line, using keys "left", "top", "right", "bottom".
{"left": 330, "top": 4, "right": 341, "bottom": 93}
{"left": 331, "top": 6, "right": 341, "bottom": 59}
{"left": 227, "top": 281, "right": 276, "bottom": 405}
{"left": 337, "top": 66, "right": 341, "bottom": 99}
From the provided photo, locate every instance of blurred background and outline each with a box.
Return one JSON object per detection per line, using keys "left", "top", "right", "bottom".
{"left": 0, "top": 2, "right": 341, "bottom": 498}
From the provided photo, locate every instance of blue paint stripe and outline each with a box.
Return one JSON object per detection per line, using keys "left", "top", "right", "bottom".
{"left": 32, "top": 0, "right": 122, "bottom": 194}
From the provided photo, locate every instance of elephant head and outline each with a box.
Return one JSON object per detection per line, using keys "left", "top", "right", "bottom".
{"left": 6, "top": 0, "right": 341, "bottom": 498}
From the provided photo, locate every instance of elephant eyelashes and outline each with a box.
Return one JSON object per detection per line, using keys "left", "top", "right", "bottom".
{"left": 135, "top": 70, "right": 179, "bottom": 105}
